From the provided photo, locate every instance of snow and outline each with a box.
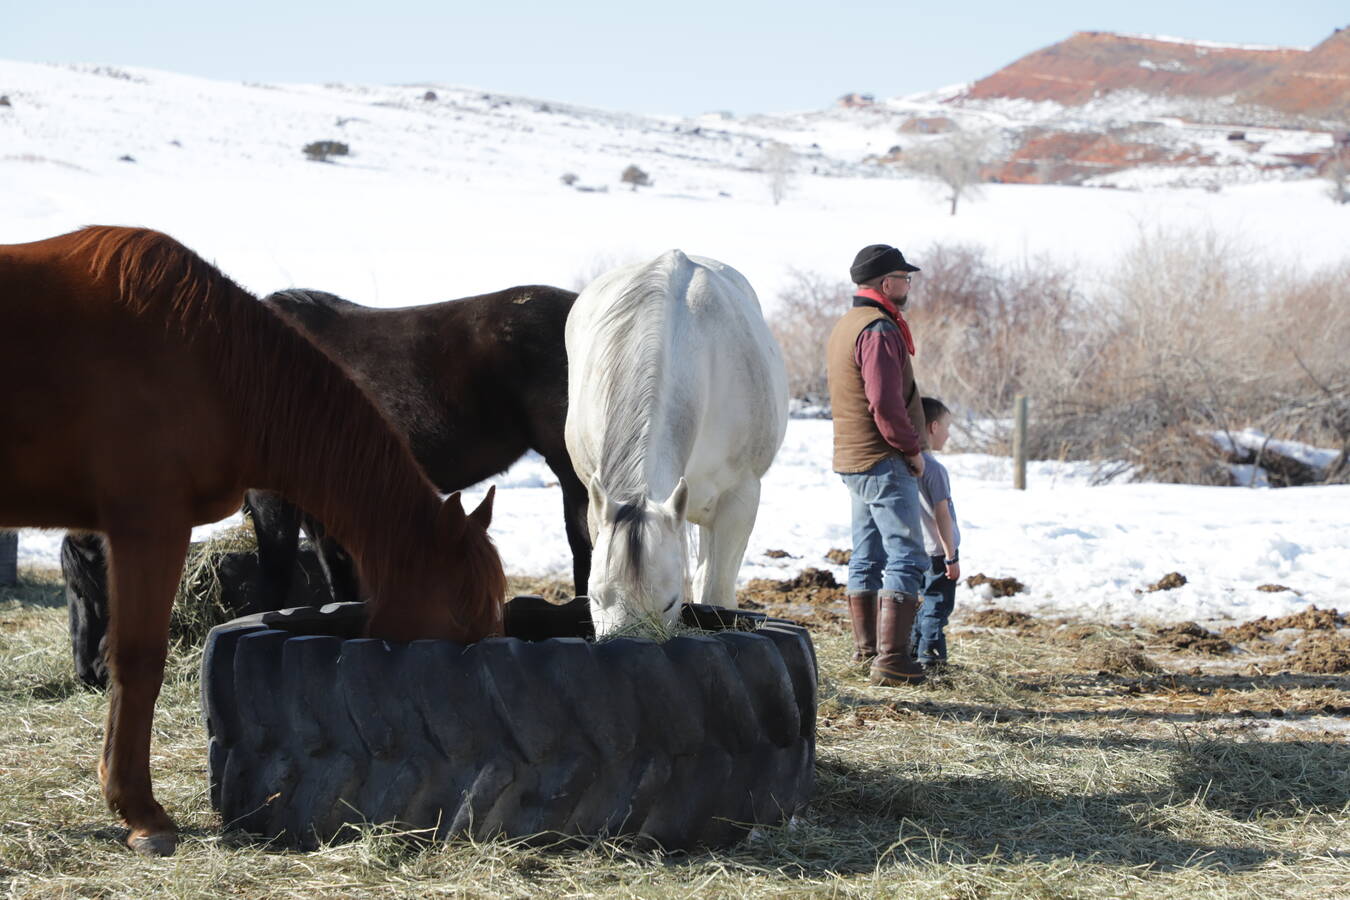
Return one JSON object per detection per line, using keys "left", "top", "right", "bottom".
{"left": 1209, "top": 429, "right": 1342, "bottom": 472}
{"left": 15, "top": 420, "right": 1348, "bottom": 628}
{"left": 3, "top": 58, "right": 1349, "bottom": 311}
{"left": 1120, "top": 33, "right": 1307, "bottom": 53}
{"left": 3, "top": 59, "right": 1348, "bottom": 629}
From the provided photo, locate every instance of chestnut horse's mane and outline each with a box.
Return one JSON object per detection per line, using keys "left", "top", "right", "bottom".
{"left": 63, "top": 226, "right": 498, "bottom": 632}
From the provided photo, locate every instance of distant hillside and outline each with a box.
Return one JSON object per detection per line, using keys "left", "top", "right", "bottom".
{"left": 958, "top": 27, "right": 1350, "bottom": 126}
{"left": 910, "top": 27, "right": 1350, "bottom": 187}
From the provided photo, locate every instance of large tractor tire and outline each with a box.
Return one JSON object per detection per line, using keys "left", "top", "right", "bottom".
{"left": 201, "top": 597, "right": 816, "bottom": 850}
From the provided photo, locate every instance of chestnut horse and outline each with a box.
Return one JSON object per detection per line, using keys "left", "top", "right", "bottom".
{"left": 0, "top": 227, "right": 506, "bottom": 855}
{"left": 244, "top": 284, "right": 590, "bottom": 609}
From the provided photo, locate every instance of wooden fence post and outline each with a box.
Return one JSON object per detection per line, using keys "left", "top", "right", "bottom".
{"left": 1012, "top": 394, "right": 1028, "bottom": 491}
{"left": 0, "top": 530, "right": 17, "bottom": 586}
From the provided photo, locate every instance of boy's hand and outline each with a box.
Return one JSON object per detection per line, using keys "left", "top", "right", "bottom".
{"left": 904, "top": 452, "right": 925, "bottom": 477}
{"left": 945, "top": 560, "right": 960, "bottom": 581}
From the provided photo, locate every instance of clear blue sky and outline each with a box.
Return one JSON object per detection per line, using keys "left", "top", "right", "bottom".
{"left": 6, "top": 1, "right": 1346, "bottom": 115}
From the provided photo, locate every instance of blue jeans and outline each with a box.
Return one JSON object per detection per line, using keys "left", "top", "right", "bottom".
{"left": 839, "top": 456, "right": 928, "bottom": 597}
{"left": 912, "top": 555, "right": 957, "bottom": 661}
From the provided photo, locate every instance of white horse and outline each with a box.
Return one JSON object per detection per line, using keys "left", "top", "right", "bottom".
{"left": 565, "top": 250, "right": 788, "bottom": 637}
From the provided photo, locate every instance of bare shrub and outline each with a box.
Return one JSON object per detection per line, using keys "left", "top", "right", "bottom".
{"left": 768, "top": 269, "right": 852, "bottom": 403}
{"left": 905, "top": 244, "right": 1083, "bottom": 442}
{"left": 303, "top": 140, "right": 350, "bottom": 162}
{"left": 771, "top": 228, "right": 1350, "bottom": 485}
{"left": 1035, "top": 229, "right": 1350, "bottom": 480}
{"left": 620, "top": 164, "right": 651, "bottom": 191}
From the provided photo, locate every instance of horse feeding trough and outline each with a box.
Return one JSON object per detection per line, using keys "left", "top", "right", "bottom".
{"left": 201, "top": 595, "right": 817, "bottom": 850}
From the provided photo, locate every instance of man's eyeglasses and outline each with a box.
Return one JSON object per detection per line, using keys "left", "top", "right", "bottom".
{"left": 885, "top": 273, "right": 914, "bottom": 283}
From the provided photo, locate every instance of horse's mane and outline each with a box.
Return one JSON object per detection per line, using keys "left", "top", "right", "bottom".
{"left": 610, "top": 501, "right": 648, "bottom": 582}
{"left": 61, "top": 226, "right": 494, "bottom": 635}
{"left": 268, "top": 288, "right": 354, "bottom": 310}
{"left": 589, "top": 251, "right": 694, "bottom": 504}
{"left": 263, "top": 289, "right": 353, "bottom": 331}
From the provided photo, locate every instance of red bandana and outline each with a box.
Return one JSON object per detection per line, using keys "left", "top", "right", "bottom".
{"left": 855, "top": 287, "right": 916, "bottom": 357}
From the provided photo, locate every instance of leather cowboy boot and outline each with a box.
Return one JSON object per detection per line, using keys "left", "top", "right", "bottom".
{"left": 847, "top": 591, "right": 878, "bottom": 661}
{"left": 870, "top": 591, "right": 926, "bottom": 685}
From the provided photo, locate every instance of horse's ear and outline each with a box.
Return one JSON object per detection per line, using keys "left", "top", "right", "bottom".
{"left": 439, "top": 491, "right": 468, "bottom": 538}
{"left": 664, "top": 477, "right": 689, "bottom": 521}
{"left": 469, "top": 485, "right": 495, "bottom": 529}
{"left": 588, "top": 476, "right": 617, "bottom": 524}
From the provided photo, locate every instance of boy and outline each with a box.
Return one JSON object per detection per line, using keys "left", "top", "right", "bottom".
{"left": 911, "top": 397, "right": 961, "bottom": 671}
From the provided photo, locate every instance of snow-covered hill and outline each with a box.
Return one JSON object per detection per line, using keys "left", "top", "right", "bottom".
{"left": 13, "top": 421, "right": 1348, "bottom": 627}
{"left": 2, "top": 58, "right": 1347, "bottom": 312}
{"left": 3, "top": 57, "right": 1349, "bottom": 626}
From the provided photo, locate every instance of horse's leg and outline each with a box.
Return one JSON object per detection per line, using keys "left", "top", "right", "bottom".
{"left": 545, "top": 451, "right": 593, "bottom": 596}
{"left": 303, "top": 513, "right": 362, "bottom": 605}
{"left": 693, "top": 478, "right": 761, "bottom": 608}
{"left": 99, "top": 521, "right": 190, "bottom": 856}
{"left": 245, "top": 489, "right": 302, "bottom": 611}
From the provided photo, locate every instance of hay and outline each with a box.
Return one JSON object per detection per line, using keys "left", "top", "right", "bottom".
{"left": 2, "top": 566, "right": 1349, "bottom": 898}
{"left": 1078, "top": 642, "right": 1163, "bottom": 674}
{"left": 1152, "top": 622, "right": 1234, "bottom": 655}
{"left": 168, "top": 522, "right": 260, "bottom": 648}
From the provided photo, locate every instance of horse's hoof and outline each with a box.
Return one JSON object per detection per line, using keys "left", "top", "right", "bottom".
{"left": 127, "top": 829, "right": 178, "bottom": 856}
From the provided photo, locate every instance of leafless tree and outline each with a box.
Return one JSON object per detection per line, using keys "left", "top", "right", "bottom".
{"left": 1326, "top": 139, "right": 1349, "bottom": 205}
{"left": 755, "top": 141, "right": 796, "bottom": 205}
{"left": 901, "top": 131, "right": 989, "bottom": 216}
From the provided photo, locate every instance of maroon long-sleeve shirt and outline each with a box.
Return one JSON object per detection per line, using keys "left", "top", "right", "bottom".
{"left": 855, "top": 319, "right": 924, "bottom": 456}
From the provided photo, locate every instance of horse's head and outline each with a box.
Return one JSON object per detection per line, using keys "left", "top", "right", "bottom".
{"left": 371, "top": 487, "right": 506, "bottom": 643}
{"left": 586, "top": 477, "right": 689, "bottom": 638}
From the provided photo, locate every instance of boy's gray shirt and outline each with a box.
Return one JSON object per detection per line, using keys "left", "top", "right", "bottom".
{"left": 917, "top": 451, "right": 960, "bottom": 557}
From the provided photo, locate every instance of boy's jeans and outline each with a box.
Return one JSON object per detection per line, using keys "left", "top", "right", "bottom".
{"left": 912, "top": 554, "right": 957, "bottom": 661}
{"left": 839, "top": 456, "right": 928, "bottom": 598}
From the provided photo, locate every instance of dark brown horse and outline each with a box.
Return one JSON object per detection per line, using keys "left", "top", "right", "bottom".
{"left": 0, "top": 226, "right": 506, "bottom": 855}
{"left": 244, "top": 285, "right": 590, "bottom": 606}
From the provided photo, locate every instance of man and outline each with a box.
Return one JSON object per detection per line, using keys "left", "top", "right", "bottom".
{"left": 826, "top": 244, "right": 930, "bottom": 685}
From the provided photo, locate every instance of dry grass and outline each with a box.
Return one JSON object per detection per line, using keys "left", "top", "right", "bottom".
{"left": 2, "top": 568, "right": 1348, "bottom": 898}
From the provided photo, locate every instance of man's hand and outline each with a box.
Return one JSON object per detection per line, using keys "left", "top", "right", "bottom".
{"left": 945, "top": 560, "right": 961, "bottom": 581}
{"left": 904, "top": 452, "right": 925, "bottom": 477}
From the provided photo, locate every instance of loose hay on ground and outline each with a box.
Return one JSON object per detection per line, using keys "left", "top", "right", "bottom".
{"left": 1077, "top": 642, "right": 1163, "bottom": 674}
{"left": 1, "top": 567, "right": 1348, "bottom": 899}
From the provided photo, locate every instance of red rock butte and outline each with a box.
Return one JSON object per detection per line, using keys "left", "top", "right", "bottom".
{"left": 962, "top": 28, "right": 1350, "bottom": 122}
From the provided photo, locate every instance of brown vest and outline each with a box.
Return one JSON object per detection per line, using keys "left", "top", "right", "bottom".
{"left": 826, "top": 305, "right": 926, "bottom": 473}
